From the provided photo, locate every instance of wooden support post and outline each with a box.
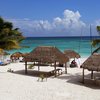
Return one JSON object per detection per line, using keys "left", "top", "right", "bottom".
{"left": 82, "top": 68, "right": 84, "bottom": 84}
{"left": 33, "top": 62, "right": 35, "bottom": 65}
{"left": 65, "top": 63, "right": 67, "bottom": 74}
{"left": 38, "top": 62, "right": 40, "bottom": 71}
{"left": 25, "top": 61, "right": 27, "bottom": 74}
{"left": 54, "top": 61, "right": 56, "bottom": 77}
{"left": 91, "top": 70, "right": 93, "bottom": 79}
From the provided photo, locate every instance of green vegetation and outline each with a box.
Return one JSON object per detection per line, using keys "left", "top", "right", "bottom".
{"left": 0, "top": 17, "right": 24, "bottom": 50}
{"left": 28, "top": 64, "right": 34, "bottom": 69}
{"left": 92, "top": 26, "right": 100, "bottom": 46}
{"left": 92, "top": 26, "right": 100, "bottom": 53}
{"left": 97, "top": 26, "right": 100, "bottom": 35}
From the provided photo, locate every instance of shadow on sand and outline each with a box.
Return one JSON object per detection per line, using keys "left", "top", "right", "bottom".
{"left": 12, "top": 69, "right": 54, "bottom": 78}
{"left": 57, "top": 72, "right": 100, "bottom": 89}
{"left": 10, "top": 69, "right": 100, "bottom": 89}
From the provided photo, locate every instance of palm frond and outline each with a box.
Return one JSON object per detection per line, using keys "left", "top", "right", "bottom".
{"left": 0, "top": 40, "right": 20, "bottom": 50}
{"left": 92, "top": 39, "right": 100, "bottom": 47}
{"left": 92, "top": 47, "right": 100, "bottom": 54}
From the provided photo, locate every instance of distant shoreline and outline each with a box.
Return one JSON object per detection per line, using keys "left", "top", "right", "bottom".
{"left": 25, "top": 36, "right": 100, "bottom": 38}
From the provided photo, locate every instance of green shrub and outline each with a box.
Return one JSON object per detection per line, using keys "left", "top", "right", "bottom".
{"left": 28, "top": 64, "right": 34, "bottom": 69}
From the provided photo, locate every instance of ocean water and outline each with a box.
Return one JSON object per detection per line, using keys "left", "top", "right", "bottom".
{"left": 8, "top": 36, "right": 100, "bottom": 57}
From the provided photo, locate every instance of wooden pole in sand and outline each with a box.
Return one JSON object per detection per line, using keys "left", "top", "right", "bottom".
{"left": 91, "top": 70, "right": 93, "bottom": 79}
{"left": 65, "top": 63, "right": 67, "bottom": 74}
{"left": 38, "top": 62, "right": 40, "bottom": 71}
{"left": 25, "top": 61, "right": 27, "bottom": 74}
{"left": 54, "top": 61, "right": 56, "bottom": 77}
{"left": 82, "top": 68, "right": 84, "bottom": 84}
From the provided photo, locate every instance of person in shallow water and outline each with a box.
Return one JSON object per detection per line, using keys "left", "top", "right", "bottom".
{"left": 70, "top": 60, "right": 78, "bottom": 68}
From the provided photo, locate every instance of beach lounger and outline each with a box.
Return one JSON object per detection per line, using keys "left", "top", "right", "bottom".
{"left": 0, "top": 61, "right": 9, "bottom": 66}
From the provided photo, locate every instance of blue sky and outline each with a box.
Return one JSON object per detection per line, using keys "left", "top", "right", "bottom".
{"left": 0, "top": 0, "right": 100, "bottom": 37}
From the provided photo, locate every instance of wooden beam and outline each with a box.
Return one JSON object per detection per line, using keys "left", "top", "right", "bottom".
{"left": 65, "top": 63, "right": 67, "bottom": 74}
{"left": 54, "top": 61, "right": 56, "bottom": 77}
{"left": 38, "top": 62, "right": 40, "bottom": 71}
{"left": 82, "top": 68, "right": 84, "bottom": 84}
{"left": 25, "top": 61, "right": 27, "bottom": 74}
{"left": 91, "top": 70, "right": 93, "bottom": 79}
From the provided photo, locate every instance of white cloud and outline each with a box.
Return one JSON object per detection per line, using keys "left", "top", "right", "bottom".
{"left": 7, "top": 9, "right": 94, "bottom": 36}
{"left": 64, "top": 10, "right": 81, "bottom": 20}
{"left": 95, "top": 19, "right": 100, "bottom": 26}
{"left": 53, "top": 10, "right": 85, "bottom": 33}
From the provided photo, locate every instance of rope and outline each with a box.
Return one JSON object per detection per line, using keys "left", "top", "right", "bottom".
{"left": 90, "top": 24, "right": 93, "bottom": 55}
{"left": 77, "top": 28, "right": 83, "bottom": 67}
{"left": 78, "top": 28, "right": 83, "bottom": 54}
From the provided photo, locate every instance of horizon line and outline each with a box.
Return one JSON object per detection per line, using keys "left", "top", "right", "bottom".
{"left": 25, "top": 36, "right": 100, "bottom": 38}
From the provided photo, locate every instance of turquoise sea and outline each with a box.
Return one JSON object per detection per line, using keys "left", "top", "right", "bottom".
{"left": 8, "top": 36, "right": 100, "bottom": 57}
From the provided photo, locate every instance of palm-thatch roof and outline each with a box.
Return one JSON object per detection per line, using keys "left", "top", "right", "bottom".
{"left": 81, "top": 53, "right": 100, "bottom": 71}
{"left": 81, "top": 53, "right": 100, "bottom": 83}
{"left": 10, "top": 52, "right": 23, "bottom": 58}
{"left": 64, "top": 50, "right": 80, "bottom": 59}
{"left": 22, "top": 53, "right": 29, "bottom": 57}
{"left": 25, "top": 46, "right": 69, "bottom": 63}
{"left": 24, "top": 46, "right": 69, "bottom": 76}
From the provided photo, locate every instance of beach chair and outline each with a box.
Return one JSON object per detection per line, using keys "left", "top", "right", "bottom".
{"left": 0, "top": 61, "right": 9, "bottom": 66}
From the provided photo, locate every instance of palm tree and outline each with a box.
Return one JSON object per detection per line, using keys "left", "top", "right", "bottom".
{"left": 0, "top": 17, "right": 24, "bottom": 50}
{"left": 97, "top": 26, "right": 100, "bottom": 35}
{"left": 0, "top": 48, "right": 4, "bottom": 55}
{"left": 92, "top": 26, "right": 100, "bottom": 54}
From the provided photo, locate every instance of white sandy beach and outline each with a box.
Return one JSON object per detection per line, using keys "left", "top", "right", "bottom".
{"left": 0, "top": 57, "right": 100, "bottom": 100}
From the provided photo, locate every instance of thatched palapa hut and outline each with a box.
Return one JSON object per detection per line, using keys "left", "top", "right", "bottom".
{"left": 64, "top": 50, "right": 80, "bottom": 59}
{"left": 81, "top": 53, "right": 100, "bottom": 83}
{"left": 24, "top": 46, "right": 69, "bottom": 77}
{"left": 10, "top": 52, "right": 24, "bottom": 62}
{"left": 10, "top": 52, "right": 23, "bottom": 58}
